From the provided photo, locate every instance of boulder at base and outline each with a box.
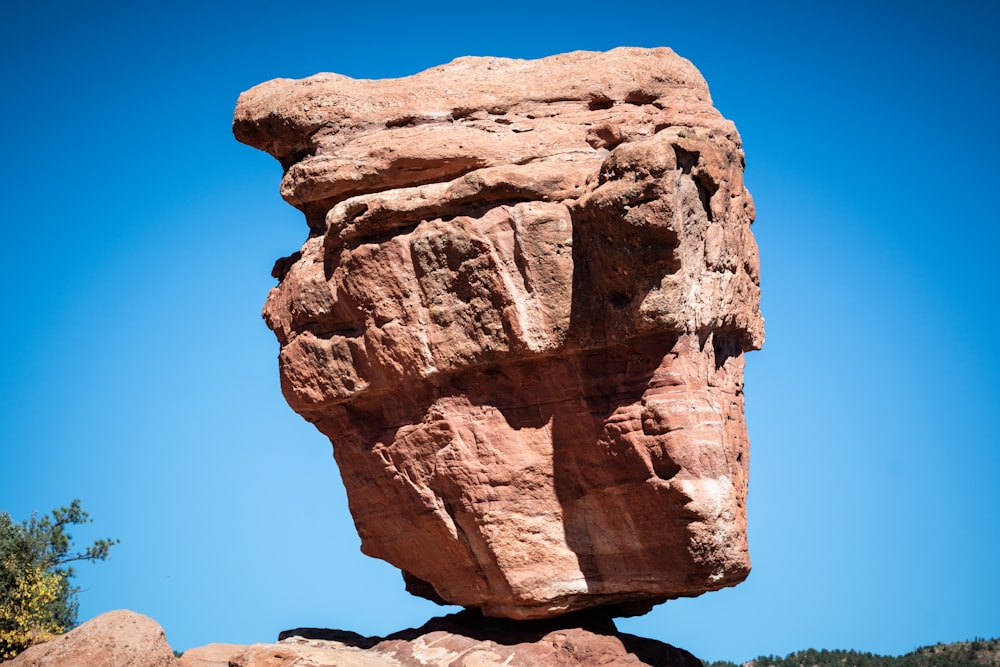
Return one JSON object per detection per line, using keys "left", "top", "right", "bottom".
{"left": 184, "top": 610, "right": 702, "bottom": 667}
{"left": 3, "top": 610, "right": 178, "bottom": 667}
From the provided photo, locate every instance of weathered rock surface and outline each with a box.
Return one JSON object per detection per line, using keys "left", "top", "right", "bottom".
{"left": 177, "top": 643, "right": 246, "bottom": 667}
{"left": 191, "top": 611, "right": 702, "bottom": 667}
{"left": 234, "top": 47, "right": 763, "bottom": 619}
{"left": 3, "top": 610, "right": 179, "bottom": 667}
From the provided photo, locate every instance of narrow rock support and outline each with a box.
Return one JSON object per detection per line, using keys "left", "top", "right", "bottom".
{"left": 234, "top": 47, "right": 763, "bottom": 619}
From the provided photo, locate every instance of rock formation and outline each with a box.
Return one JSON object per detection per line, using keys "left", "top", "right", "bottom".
{"left": 2, "top": 609, "right": 701, "bottom": 667}
{"left": 234, "top": 47, "right": 763, "bottom": 620}
{"left": 3, "top": 610, "right": 179, "bottom": 667}
{"left": 227, "top": 611, "right": 703, "bottom": 667}
{"left": 177, "top": 643, "right": 244, "bottom": 667}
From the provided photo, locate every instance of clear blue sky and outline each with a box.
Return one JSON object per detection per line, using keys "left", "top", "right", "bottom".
{"left": 1, "top": 1, "right": 997, "bottom": 662}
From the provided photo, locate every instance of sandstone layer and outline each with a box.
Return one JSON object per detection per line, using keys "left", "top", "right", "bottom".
{"left": 198, "top": 611, "right": 702, "bottom": 667}
{"left": 234, "top": 47, "right": 763, "bottom": 619}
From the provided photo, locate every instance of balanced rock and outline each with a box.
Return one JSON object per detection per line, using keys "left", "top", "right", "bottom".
{"left": 234, "top": 47, "right": 763, "bottom": 619}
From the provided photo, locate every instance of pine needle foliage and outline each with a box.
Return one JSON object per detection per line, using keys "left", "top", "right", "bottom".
{"left": 705, "top": 637, "right": 1000, "bottom": 667}
{"left": 0, "top": 500, "right": 118, "bottom": 659}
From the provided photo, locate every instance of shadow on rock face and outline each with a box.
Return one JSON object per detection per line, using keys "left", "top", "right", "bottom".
{"left": 279, "top": 609, "right": 704, "bottom": 667}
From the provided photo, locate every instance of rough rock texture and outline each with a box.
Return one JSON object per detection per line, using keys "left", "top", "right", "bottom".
{"left": 192, "top": 611, "right": 702, "bottom": 667}
{"left": 178, "top": 643, "right": 247, "bottom": 667}
{"left": 234, "top": 47, "right": 763, "bottom": 619}
{"left": 3, "top": 610, "right": 179, "bottom": 667}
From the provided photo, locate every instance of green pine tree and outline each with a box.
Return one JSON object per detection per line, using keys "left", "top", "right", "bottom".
{"left": 0, "top": 500, "right": 118, "bottom": 659}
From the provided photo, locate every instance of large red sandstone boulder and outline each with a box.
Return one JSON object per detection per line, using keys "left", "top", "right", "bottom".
{"left": 234, "top": 47, "right": 763, "bottom": 619}
{"left": 3, "top": 610, "right": 179, "bottom": 667}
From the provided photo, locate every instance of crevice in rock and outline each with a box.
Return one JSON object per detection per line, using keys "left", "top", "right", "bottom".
{"left": 451, "top": 107, "right": 477, "bottom": 120}
{"left": 296, "top": 321, "right": 364, "bottom": 340}
{"left": 674, "top": 146, "right": 699, "bottom": 175}
{"left": 385, "top": 115, "right": 447, "bottom": 129}
{"left": 625, "top": 90, "right": 658, "bottom": 105}
{"left": 694, "top": 176, "right": 714, "bottom": 222}
{"left": 673, "top": 146, "right": 715, "bottom": 222}
{"left": 277, "top": 145, "right": 316, "bottom": 171}
{"left": 588, "top": 94, "right": 614, "bottom": 110}
{"left": 711, "top": 333, "right": 741, "bottom": 371}
{"left": 609, "top": 292, "right": 632, "bottom": 310}
{"left": 271, "top": 251, "right": 302, "bottom": 281}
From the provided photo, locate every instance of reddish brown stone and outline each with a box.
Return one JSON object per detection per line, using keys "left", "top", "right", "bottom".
{"left": 178, "top": 643, "right": 248, "bottom": 667}
{"left": 248, "top": 611, "right": 703, "bottom": 667}
{"left": 234, "top": 47, "right": 763, "bottom": 619}
{"left": 3, "top": 610, "right": 179, "bottom": 667}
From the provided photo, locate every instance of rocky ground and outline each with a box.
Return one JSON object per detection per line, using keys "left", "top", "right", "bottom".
{"left": 5, "top": 609, "right": 702, "bottom": 666}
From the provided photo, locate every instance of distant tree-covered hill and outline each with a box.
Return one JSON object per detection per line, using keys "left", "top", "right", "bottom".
{"left": 705, "top": 637, "right": 1000, "bottom": 667}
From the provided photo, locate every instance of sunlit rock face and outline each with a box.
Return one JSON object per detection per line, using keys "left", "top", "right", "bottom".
{"left": 234, "top": 47, "right": 763, "bottom": 620}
